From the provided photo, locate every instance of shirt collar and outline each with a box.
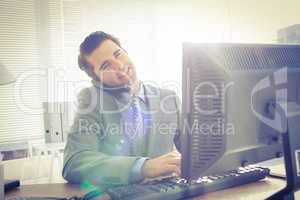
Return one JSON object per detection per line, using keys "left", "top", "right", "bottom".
{"left": 135, "top": 82, "right": 146, "bottom": 103}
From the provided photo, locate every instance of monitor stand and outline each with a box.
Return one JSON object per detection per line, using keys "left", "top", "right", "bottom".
{"left": 267, "top": 102, "right": 300, "bottom": 200}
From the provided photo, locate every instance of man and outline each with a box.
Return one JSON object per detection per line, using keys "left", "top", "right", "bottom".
{"left": 62, "top": 31, "right": 181, "bottom": 189}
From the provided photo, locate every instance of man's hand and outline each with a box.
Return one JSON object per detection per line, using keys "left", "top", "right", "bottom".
{"left": 141, "top": 151, "right": 181, "bottom": 179}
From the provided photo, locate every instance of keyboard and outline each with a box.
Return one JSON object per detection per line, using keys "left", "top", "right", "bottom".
{"left": 106, "top": 165, "right": 270, "bottom": 200}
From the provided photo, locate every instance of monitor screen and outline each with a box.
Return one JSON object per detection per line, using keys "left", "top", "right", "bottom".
{"left": 181, "top": 43, "right": 300, "bottom": 181}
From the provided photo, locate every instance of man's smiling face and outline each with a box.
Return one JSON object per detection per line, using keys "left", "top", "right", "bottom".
{"left": 85, "top": 39, "right": 137, "bottom": 88}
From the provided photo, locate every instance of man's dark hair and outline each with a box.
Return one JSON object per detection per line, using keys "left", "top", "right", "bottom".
{"left": 78, "top": 31, "right": 121, "bottom": 80}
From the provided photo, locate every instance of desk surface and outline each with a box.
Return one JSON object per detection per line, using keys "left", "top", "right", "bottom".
{"left": 5, "top": 177, "right": 300, "bottom": 200}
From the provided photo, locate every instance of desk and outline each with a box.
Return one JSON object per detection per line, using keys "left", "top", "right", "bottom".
{"left": 5, "top": 177, "right": 300, "bottom": 200}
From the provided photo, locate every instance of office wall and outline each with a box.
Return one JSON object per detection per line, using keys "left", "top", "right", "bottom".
{"left": 62, "top": 0, "right": 300, "bottom": 95}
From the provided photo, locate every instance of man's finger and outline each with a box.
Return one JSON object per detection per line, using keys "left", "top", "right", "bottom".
{"left": 169, "top": 165, "right": 181, "bottom": 176}
{"left": 166, "top": 157, "right": 181, "bottom": 166}
{"left": 165, "top": 165, "right": 181, "bottom": 176}
{"left": 119, "top": 75, "right": 130, "bottom": 84}
{"left": 170, "top": 151, "right": 181, "bottom": 157}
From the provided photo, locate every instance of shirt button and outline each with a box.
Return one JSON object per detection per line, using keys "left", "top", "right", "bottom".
{"left": 120, "top": 139, "right": 124, "bottom": 144}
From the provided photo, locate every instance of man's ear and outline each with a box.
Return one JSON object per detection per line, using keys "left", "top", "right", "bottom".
{"left": 78, "top": 54, "right": 99, "bottom": 81}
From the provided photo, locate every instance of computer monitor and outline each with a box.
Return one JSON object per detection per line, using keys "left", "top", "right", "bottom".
{"left": 181, "top": 43, "right": 300, "bottom": 181}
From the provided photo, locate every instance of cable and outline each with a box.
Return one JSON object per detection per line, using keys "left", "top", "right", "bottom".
{"left": 268, "top": 173, "right": 286, "bottom": 180}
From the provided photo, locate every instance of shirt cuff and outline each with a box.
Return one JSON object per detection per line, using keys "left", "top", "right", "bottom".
{"left": 129, "top": 157, "right": 149, "bottom": 183}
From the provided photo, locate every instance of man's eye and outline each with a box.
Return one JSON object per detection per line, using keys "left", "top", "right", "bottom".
{"left": 115, "top": 52, "right": 121, "bottom": 58}
{"left": 101, "top": 63, "right": 111, "bottom": 70}
{"left": 115, "top": 50, "right": 122, "bottom": 58}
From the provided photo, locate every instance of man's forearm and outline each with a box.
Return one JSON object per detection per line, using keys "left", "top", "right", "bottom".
{"left": 63, "top": 150, "right": 142, "bottom": 187}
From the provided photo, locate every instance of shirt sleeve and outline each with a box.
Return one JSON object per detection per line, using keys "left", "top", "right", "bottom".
{"left": 129, "top": 157, "right": 149, "bottom": 183}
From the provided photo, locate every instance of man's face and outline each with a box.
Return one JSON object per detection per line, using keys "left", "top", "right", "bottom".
{"left": 85, "top": 39, "right": 137, "bottom": 88}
